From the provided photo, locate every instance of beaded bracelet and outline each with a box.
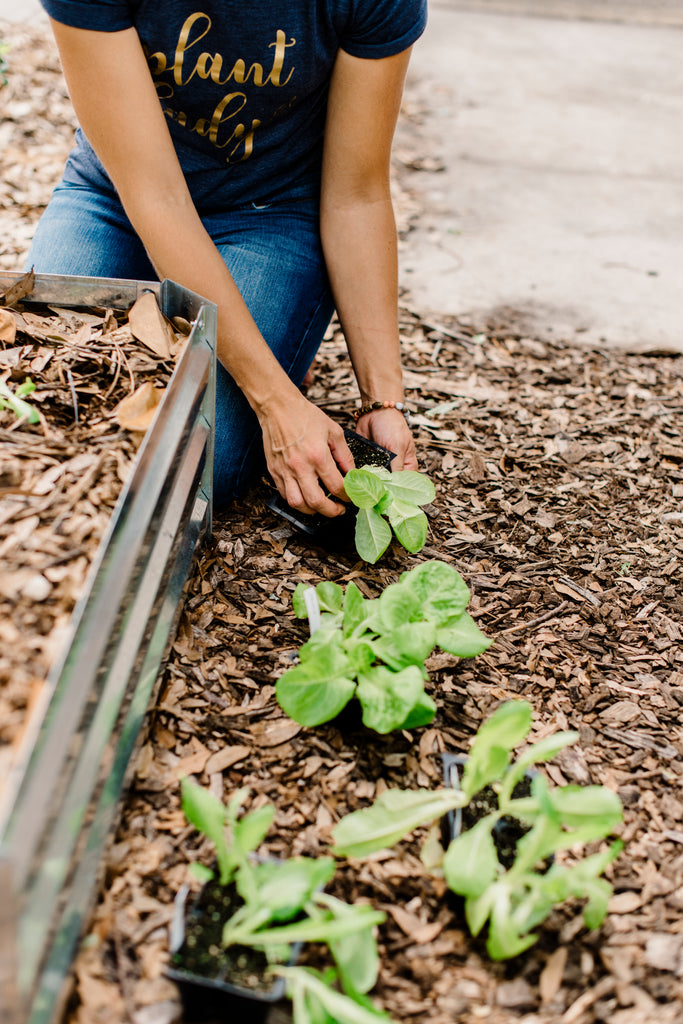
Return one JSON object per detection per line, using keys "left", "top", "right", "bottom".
{"left": 353, "top": 400, "right": 410, "bottom": 423}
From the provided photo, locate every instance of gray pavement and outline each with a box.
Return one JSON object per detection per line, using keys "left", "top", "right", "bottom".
{"left": 0, "top": 1, "right": 44, "bottom": 22}
{"left": 401, "top": 1, "right": 683, "bottom": 351}
{"left": 2, "top": 0, "right": 682, "bottom": 352}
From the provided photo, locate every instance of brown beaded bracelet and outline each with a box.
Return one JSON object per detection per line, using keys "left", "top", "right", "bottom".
{"left": 353, "top": 400, "right": 410, "bottom": 423}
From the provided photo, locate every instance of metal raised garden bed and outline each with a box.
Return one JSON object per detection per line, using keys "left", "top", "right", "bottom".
{"left": 0, "top": 272, "right": 217, "bottom": 1024}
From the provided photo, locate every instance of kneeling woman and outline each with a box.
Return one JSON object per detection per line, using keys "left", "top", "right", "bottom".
{"left": 30, "top": 0, "right": 425, "bottom": 511}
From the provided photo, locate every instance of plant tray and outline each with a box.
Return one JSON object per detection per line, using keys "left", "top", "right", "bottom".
{"left": 0, "top": 272, "right": 217, "bottom": 1024}
{"left": 167, "top": 874, "right": 298, "bottom": 1022}
{"left": 266, "top": 429, "right": 394, "bottom": 547}
{"left": 441, "top": 753, "right": 534, "bottom": 869}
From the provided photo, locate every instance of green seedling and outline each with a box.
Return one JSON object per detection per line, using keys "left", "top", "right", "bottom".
{"left": 332, "top": 700, "right": 623, "bottom": 959}
{"left": 0, "top": 377, "right": 39, "bottom": 424}
{"left": 0, "top": 43, "right": 9, "bottom": 87}
{"left": 276, "top": 560, "right": 490, "bottom": 733}
{"left": 180, "top": 779, "right": 393, "bottom": 1021}
{"left": 276, "top": 965, "right": 394, "bottom": 1024}
{"left": 343, "top": 465, "right": 435, "bottom": 563}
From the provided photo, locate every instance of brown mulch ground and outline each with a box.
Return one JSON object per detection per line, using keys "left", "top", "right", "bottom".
{"left": 0, "top": 291, "right": 187, "bottom": 792}
{"left": 67, "top": 314, "right": 683, "bottom": 1024}
{"left": 2, "top": 18, "right": 683, "bottom": 1024}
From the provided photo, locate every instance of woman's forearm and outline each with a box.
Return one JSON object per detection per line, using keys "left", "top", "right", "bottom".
{"left": 321, "top": 192, "right": 405, "bottom": 406}
{"left": 127, "top": 190, "right": 298, "bottom": 413}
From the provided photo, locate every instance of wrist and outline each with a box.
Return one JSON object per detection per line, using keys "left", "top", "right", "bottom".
{"left": 354, "top": 399, "right": 410, "bottom": 425}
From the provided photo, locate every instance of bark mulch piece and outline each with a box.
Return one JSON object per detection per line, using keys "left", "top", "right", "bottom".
{"left": 66, "top": 314, "right": 683, "bottom": 1024}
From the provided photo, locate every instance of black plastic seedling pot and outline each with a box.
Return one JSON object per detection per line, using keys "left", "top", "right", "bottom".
{"left": 167, "top": 876, "right": 298, "bottom": 1023}
{"left": 441, "top": 754, "right": 534, "bottom": 870}
{"left": 266, "top": 429, "right": 395, "bottom": 549}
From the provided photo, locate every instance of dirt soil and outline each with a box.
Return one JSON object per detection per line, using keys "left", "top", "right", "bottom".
{"left": 1, "top": 18, "right": 682, "bottom": 1024}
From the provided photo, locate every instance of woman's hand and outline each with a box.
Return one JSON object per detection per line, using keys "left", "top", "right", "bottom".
{"left": 258, "top": 391, "right": 354, "bottom": 516}
{"left": 355, "top": 408, "right": 418, "bottom": 471}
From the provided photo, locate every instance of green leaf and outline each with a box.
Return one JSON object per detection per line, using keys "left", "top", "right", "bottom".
{"left": 437, "top": 613, "right": 492, "bottom": 658}
{"left": 459, "top": 746, "right": 509, "bottom": 803}
{"left": 237, "top": 857, "right": 336, "bottom": 923}
{"left": 279, "top": 967, "right": 395, "bottom": 1024}
{"left": 443, "top": 816, "right": 500, "bottom": 898}
{"left": 188, "top": 862, "right": 214, "bottom": 883}
{"left": 356, "top": 665, "right": 425, "bottom": 734}
{"left": 485, "top": 883, "right": 539, "bottom": 960}
{"left": 377, "top": 584, "right": 421, "bottom": 632}
{"left": 355, "top": 507, "right": 392, "bottom": 564}
{"left": 463, "top": 885, "right": 496, "bottom": 939}
{"left": 293, "top": 581, "right": 344, "bottom": 620}
{"left": 332, "top": 788, "right": 466, "bottom": 859}
{"left": 391, "top": 511, "right": 428, "bottom": 554}
{"left": 318, "top": 895, "right": 380, "bottom": 995}
{"left": 344, "top": 468, "right": 388, "bottom": 509}
{"left": 0, "top": 377, "right": 40, "bottom": 424}
{"left": 293, "top": 582, "right": 311, "bottom": 618}
{"left": 233, "top": 803, "right": 275, "bottom": 859}
{"left": 361, "top": 465, "right": 393, "bottom": 482}
{"left": 232, "top": 906, "right": 385, "bottom": 947}
{"left": 547, "top": 785, "right": 623, "bottom": 840}
{"left": 374, "top": 622, "right": 437, "bottom": 672}
{"left": 276, "top": 663, "right": 356, "bottom": 727}
{"left": 499, "top": 732, "right": 579, "bottom": 804}
{"left": 346, "top": 640, "right": 376, "bottom": 676}
{"left": 384, "top": 470, "right": 435, "bottom": 506}
{"left": 397, "top": 561, "right": 471, "bottom": 627}
{"left": 342, "top": 582, "right": 371, "bottom": 637}
{"left": 180, "top": 777, "right": 233, "bottom": 884}
{"left": 461, "top": 701, "right": 533, "bottom": 798}
{"left": 398, "top": 690, "right": 437, "bottom": 730}
{"left": 316, "top": 581, "right": 346, "bottom": 615}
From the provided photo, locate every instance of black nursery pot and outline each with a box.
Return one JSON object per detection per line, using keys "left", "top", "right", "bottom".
{"left": 166, "top": 878, "right": 297, "bottom": 1023}
{"left": 265, "top": 429, "right": 395, "bottom": 549}
{"left": 440, "top": 754, "right": 534, "bottom": 870}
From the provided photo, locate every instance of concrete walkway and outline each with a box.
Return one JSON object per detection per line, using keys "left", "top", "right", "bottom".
{"left": 0, "top": 1, "right": 44, "bottom": 22}
{"left": 3, "top": 0, "right": 682, "bottom": 352}
{"left": 401, "top": 1, "right": 683, "bottom": 351}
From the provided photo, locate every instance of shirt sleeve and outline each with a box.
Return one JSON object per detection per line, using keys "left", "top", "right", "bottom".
{"left": 39, "top": 0, "right": 134, "bottom": 32}
{"left": 340, "top": 0, "right": 428, "bottom": 59}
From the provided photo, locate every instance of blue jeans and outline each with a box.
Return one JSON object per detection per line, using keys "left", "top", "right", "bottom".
{"left": 27, "top": 181, "right": 335, "bottom": 506}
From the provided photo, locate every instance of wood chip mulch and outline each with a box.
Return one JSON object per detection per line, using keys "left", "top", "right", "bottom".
{"left": 0, "top": 297, "right": 183, "bottom": 790}
{"left": 66, "top": 311, "right": 683, "bottom": 1024}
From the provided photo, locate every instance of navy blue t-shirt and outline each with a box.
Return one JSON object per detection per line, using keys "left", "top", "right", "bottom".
{"left": 40, "top": 0, "right": 427, "bottom": 212}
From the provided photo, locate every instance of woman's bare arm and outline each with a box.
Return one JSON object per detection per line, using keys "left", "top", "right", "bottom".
{"left": 321, "top": 47, "right": 417, "bottom": 470}
{"left": 47, "top": 19, "right": 353, "bottom": 514}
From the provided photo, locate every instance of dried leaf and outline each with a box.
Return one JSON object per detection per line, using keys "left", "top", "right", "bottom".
{"left": 127, "top": 292, "right": 173, "bottom": 359}
{"left": 114, "top": 381, "right": 165, "bottom": 432}
{"left": 0, "top": 309, "right": 16, "bottom": 344}
{"left": 1, "top": 269, "right": 35, "bottom": 308}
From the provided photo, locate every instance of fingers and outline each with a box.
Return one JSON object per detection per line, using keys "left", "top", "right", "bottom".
{"left": 358, "top": 409, "right": 418, "bottom": 472}
{"left": 264, "top": 405, "right": 353, "bottom": 518}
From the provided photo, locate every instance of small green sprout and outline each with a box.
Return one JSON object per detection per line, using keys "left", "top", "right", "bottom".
{"left": 0, "top": 377, "right": 40, "bottom": 424}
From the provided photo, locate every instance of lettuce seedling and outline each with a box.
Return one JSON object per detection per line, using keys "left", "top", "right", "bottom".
{"left": 180, "top": 779, "right": 392, "bottom": 1020}
{"left": 343, "top": 466, "right": 435, "bottom": 563}
{"left": 276, "top": 561, "right": 491, "bottom": 733}
{"left": 0, "top": 377, "right": 39, "bottom": 424}
{"left": 332, "top": 700, "right": 623, "bottom": 959}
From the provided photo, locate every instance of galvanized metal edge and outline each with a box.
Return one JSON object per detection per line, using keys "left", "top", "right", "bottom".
{"left": 0, "top": 273, "right": 217, "bottom": 1024}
